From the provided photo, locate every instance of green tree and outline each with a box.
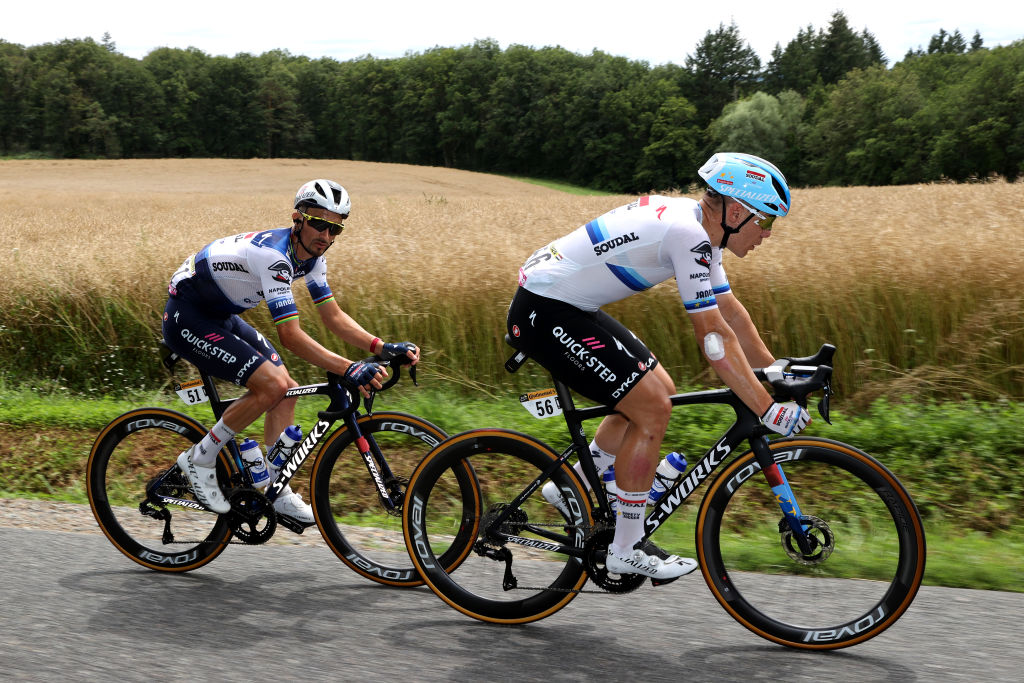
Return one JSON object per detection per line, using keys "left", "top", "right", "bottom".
{"left": 685, "top": 21, "right": 761, "bottom": 126}
{"left": 708, "top": 90, "right": 806, "bottom": 180}
{"left": 817, "top": 11, "right": 887, "bottom": 83}
{"left": 634, "top": 94, "right": 699, "bottom": 191}
{"left": 142, "top": 47, "right": 210, "bottom": 156}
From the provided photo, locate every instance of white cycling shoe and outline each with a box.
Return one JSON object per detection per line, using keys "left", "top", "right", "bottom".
{"left": 606, "top": 543, "right": 698, "bottom": 580}
{"left": 273, "top": 485, "right": 315, "bottom": 525}
{"left": 177, "top": 446, "right": 230, "bottom": 514}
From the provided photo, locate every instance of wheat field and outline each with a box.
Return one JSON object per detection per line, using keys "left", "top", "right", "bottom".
{"left": 1, "top": 159, "right": 1021, "bottom": 401}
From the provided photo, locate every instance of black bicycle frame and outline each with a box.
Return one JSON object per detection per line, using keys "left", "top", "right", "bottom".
{"left": 164, "top": 368, "right": 398, "bottom": 508}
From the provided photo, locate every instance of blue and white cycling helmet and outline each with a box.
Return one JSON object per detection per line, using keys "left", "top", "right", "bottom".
{"left": 698, "top": 153, "right": 790, "bottom": 247}
{"left": 294, "top": 178, "right": 351, "bottom": 217}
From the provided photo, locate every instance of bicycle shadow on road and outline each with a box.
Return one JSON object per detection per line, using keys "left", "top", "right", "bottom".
{"left": 61, "top": 566, "right": 916, "bottom": 682}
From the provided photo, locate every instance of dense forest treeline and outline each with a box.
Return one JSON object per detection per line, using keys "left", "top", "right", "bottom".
{"left": 1, "top": 12, "right": 1021, "bottom": 191}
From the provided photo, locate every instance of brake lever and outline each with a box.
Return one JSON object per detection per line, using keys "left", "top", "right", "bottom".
{"left": 817, "top": 380, "right": 833, "bottom": 425}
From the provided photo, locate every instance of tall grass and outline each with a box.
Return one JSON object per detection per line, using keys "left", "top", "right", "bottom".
{"left": 2, "top": 159, "right": 1021, "bottom": 404}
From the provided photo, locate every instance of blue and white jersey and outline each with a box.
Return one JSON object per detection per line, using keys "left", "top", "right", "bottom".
{"left": 517, "top": 196, "right": 730, "bottom": 313}
{"left": 169, "top": 228, "right": 334, "bottom": 325}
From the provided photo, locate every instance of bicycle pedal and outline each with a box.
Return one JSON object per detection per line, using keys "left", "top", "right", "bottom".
{"left": 276, "top": 515, "right": 313, "bottom": 534}
{"left": 650, "top": 575, "right": 681, "bottom": 587}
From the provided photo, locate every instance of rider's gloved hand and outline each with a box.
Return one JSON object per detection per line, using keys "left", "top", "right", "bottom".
{"left": 342, "top": 360, "right": 382, "bottom": 394}
{"left": 380, "top": 341, "right": 419, "bottom": 364}
{"left": 761, "top": 401, "right": 811, "bottom": 436}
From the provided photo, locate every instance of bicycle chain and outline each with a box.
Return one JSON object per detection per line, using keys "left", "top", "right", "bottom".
{"left": 479, "top": 520, "right": 647, "bottom": 595}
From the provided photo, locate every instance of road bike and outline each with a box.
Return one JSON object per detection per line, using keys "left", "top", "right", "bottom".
{"left": 402, "top": 342, "right": 926, "bottom": 649}
{"left": 87, "top": 346, "right": 477, "bottom": 586}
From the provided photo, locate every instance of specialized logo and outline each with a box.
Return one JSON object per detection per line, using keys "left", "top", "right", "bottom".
{"left": 647, "top": 437, "right": 732, "bottom": 531}
{"left": 212, "top": 261, "right": 249, "bottom": 273}
{"left": 270, "top": 419, "right": 329, "bottom": 496}
{"left": 285, "top": 386, "right": 319, "bottom": 396}
{"left": 612, "top": 336, "right": 636, "bottom": 359}
{"left": 594, "top": 232, "right": 639, "bottom": 256}
{"left": 268, "top": 260, "right": 292, "bottom": 284}
{"left": 691, "top": 241, "right": 713, "bottom": 269}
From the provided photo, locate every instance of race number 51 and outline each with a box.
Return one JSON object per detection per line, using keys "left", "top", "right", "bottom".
{"left": 519, "top": 388, "right": 563, "bottom": 419}
{"left": 174, "top": 378, "right": 209, "bottom": 405}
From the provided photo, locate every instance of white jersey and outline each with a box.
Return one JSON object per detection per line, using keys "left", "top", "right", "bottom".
{"left": 517, "top": 195, "right": 730, "bottom": 312}
{"left": 169, "top": 227, "right": 334, "bottom": 325}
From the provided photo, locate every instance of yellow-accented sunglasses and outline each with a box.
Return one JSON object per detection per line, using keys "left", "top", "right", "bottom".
{"left": 300, "top": 211, "right": 345, "bottom": 236}
{"left": 736, "top": 201, "right": 777, "bottom": 232}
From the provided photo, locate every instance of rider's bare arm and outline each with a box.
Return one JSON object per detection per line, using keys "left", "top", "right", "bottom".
{"left": 315, "top": 299, "right": 382, "bottom": 356}
{"left": 715, "top": 291, "right": 775, "bottom": 368}
{"left": 275, "top": 317, "right": 355, "bottom": 376}
{"left": 689, "top": 307, "right": 774, "bottom": 416}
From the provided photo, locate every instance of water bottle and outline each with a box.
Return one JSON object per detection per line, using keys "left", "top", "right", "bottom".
{"left": 267, "top": 424, "right": 303, "bottom": 471}
{"left": 647, "top": 451, "right": 687, "bottom": 505}
{"left": 239, "top": 438, "right": 269, "bottom": 489}
{"left": 603, "top": 465, "right": 618, "bottom": 517}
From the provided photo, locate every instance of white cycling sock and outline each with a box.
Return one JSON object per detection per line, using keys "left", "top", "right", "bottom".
{"left": 573, "top": 440, "right": 616, "bottom": 492}
{"left": 609, "top": 488, "right": 648, "bottom": 555}
{"left": 193, "top": 419, "right": 236, "bottom": 468}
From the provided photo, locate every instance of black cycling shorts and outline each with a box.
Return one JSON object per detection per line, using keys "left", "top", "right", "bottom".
{"left": 162, "top": 296, "right": 284, "bottom": 386}
{"left": 506, "top": 286, "right": 657, "bottom": 407}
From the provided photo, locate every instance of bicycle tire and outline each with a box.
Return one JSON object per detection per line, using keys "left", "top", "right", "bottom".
{"left": 86, "top": 407, "right": 233, "bottom": 572}
{"left": 696, "top": 437, "right": 926, "bottom": 650}
{"left": 404, "top": 429, "right": 593, "bottom": 624}
{"left": 310, "top": 411, "right": 475, "bottom": 587}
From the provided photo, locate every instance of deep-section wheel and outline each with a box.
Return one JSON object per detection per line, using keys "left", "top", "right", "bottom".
{"left": 87, "top": 408, "right": 233, "bottom": 572}
{"left": 311, "top": 412, "right": 476, "bottom": 587}
{"left": 404, "top": 429, "right": 594, "bottom": 623}
{"left": 697, "top": 437, "right": 926, "bottom": 649}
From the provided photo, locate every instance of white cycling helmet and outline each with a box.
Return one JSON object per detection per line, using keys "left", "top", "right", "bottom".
{"left": 698, "top": 153, "right": 790, "bottom": 217}
{"left": 294, "top": 179, "right": 351, "bottom": 217}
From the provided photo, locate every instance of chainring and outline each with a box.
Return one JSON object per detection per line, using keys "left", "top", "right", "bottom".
{"left": 582, "top": 528, "right": 647, "bottom": 594}
{"left": 226, "top": 488, "right": 277, "bottom": 544}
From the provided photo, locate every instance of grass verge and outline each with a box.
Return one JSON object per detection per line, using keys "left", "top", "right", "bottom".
{"left": 1, "top": 385, "right": 1020, "bottom": 592}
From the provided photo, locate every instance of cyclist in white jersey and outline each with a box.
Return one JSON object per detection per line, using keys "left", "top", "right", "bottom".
{"left": 507, "top": 153, "right": 810, "bottom": 580}
{"left": 164, "top": 179, "right": 420, "bottom": 523}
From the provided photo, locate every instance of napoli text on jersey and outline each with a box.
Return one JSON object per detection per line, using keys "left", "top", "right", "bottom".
{"left": 517, "top": 196, "right": 731, "bottom": 313}
{"left": 168, "top": 228, "right": 335, "bottom": 324}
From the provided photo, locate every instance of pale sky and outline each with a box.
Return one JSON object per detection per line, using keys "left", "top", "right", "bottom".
{"left": 3, "top": 1, "right": 1021, "bottom": 66}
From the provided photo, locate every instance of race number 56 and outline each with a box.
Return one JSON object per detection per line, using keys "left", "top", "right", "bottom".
{"left": 519, "top": 388, "right": 563, "bottom": 419}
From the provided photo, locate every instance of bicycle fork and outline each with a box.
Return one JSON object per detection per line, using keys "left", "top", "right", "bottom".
{"left": 751, "top": 437, "right": 813, "bottom": 555}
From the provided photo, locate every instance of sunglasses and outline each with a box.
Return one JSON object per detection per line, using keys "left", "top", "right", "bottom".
{"left": 300, "top": 211, "right": 345, "bottom": 236}
{"left": 736, "top": 201, "right": 776, "bottom": 232}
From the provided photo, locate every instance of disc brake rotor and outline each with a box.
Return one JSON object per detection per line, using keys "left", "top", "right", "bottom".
{"left": 780, "top": 514, "right": 834, "bottom": 566}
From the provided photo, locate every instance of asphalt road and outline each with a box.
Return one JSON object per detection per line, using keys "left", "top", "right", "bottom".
{"left": 1, "top": 527, "right": 1020, "bottom": 682}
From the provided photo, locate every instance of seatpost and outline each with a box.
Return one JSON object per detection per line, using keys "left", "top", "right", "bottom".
{"left": 554, "top": 380, "right": 602, "bottom": 492}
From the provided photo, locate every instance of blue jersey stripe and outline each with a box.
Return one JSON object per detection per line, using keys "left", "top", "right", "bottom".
{"left": 684, "top": 296, "right": 717, "bottom": 311}
{"left": 607, "top": 263, "right": 654, "bottom": 291}
{"left": 713, "top": 283, "right": 731, "bottom": 295}
{"left": 585, "top": 218, "right": 609, "bottom": 244}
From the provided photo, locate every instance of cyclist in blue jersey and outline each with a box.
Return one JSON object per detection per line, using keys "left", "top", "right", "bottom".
{"left": 163, "top": 179, "right": 419, "bottom": 524}
{"left": 508, "top": 153, "right": 809, "bottom": 580}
